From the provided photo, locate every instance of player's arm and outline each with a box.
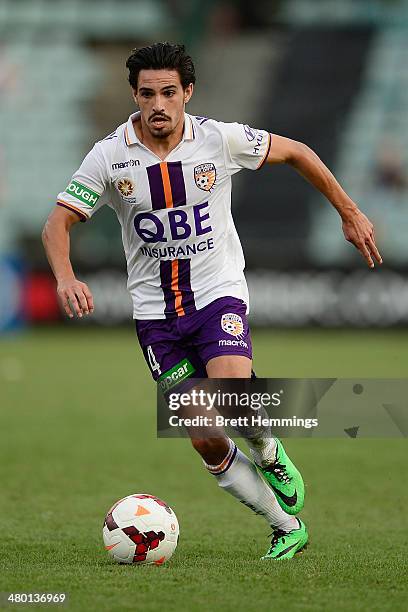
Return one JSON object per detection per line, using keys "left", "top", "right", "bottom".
{"left": 266, "top": 135, "right": 382, "bottom": 268}
{"left": 42, "top": 206, "right": 94, "bottom": 318}
{"left": 43, "top": 142, "right": 108, "bottom": 317}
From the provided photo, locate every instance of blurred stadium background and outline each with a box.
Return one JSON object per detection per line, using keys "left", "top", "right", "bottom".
{"left": 1, "top": 0, "right": 408, "bottom": 331}
{"left": 1, "top": 4, "right": 408, "bottom": 608}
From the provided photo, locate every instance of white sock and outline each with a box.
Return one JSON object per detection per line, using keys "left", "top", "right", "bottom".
{"left": 204, "top": 439, "right": 297, "bottom": 531}
{"left": 247, "top": 437, "right": 277, "bottom": 467}
{"left": 236, "top": 405, "right": 277, "bottom": 467}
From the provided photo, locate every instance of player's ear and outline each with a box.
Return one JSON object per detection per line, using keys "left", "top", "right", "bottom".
{"left": 131, "top": 87, "right": 138, "bottom": 105}
{"left": 184, "top": 83, "right": 193, "bottom": 104}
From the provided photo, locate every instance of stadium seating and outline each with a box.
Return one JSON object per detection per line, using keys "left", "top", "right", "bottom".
{"left": 309, "top": 25, "right": 408, "bottom": 264}
{"left": 2, "top": 0, "right": 407, "bottom": 271}
{"left": 234, "top": 27, "right": 373, "bottom": 268}
{"left": 0, "top": 0, "right": 171, "bottom": 254}
{"left": 0, "top": 40, "right": 102, "bottom": 248}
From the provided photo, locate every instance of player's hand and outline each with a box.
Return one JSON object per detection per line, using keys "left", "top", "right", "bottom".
{"left": 342, "top": 209, "right": 383, "bottom": 268}
{"left": 57, "top": 278, "right": 94, "bottom": 318}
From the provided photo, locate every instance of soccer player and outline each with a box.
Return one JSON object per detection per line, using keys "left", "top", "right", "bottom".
{"left": 42, "top": 43, "right": 382, "bottom": 560}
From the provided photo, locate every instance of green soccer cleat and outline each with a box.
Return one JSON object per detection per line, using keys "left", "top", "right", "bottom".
{"left": 261, "top": 519, "right": 308, "bottom": 560}
{"left": 256, "top": 438, "right": 305, "bottom": 515}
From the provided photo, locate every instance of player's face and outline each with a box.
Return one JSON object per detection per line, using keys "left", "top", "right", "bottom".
{"left": 133, "top": 69, "right": 193, "bottom": 139}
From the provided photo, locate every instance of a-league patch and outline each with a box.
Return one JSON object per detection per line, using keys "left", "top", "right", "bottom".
{"left": 194, "top": 163, "right": 216, "bottom": 192}
{"left": 221, "top": 313, "right": 244, "bottom": 338}
{"left": 66, "top": 180, "right": 100, "bottom": 208}
{"left": 116, "top": 177, "right": 135, "bottom": 197}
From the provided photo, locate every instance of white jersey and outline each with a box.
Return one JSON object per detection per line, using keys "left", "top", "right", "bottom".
{"left": 57, "top": 113, "right": 271, "bottom": 319}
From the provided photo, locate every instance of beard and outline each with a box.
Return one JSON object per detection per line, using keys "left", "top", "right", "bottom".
{"left": 147, "top": 113, "right": 176, "bottom": 139}
{"left": 148, "top": 125, "right": 173, "bottom": 139}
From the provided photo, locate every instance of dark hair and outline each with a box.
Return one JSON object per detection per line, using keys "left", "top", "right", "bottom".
{"left": 126, "top": 42, "right": 196, "bottom": 90}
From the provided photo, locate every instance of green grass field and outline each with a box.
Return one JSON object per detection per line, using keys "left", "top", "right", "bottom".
{"left": 0, "top": 328, "right": 407, "bottom": 611}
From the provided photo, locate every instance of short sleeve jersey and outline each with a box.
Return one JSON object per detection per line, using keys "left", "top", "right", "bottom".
{"left": 56, "top": 113, "right": 271, "bottom": 319}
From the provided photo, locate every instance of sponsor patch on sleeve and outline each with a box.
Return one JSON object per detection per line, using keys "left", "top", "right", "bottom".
{"left": 66, "top": 179, "right": 100, "bottom": 208}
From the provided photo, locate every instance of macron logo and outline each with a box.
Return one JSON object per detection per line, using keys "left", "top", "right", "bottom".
{"left": 218, "top": 339, "right": 248, "bottom": 349}
{"left": 112, "top": 160, "right": 140, "bottom": 170}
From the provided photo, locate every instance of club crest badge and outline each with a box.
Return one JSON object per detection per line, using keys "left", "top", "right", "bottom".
{"left": 194, "top": 163, "right": 216, "bottom": 192}
{"left": 221, "top": 313, "right": 244, "bottom": 338}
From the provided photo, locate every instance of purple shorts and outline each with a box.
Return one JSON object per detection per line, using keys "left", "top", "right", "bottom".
{"left": 135, "top": 296, "right": 252, "bottom": 381}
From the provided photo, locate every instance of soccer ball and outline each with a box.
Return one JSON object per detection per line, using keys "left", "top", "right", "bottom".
{"left": 223, "top": 321, "right": 236, "bottom": 334}
{"left": 197, "top": 174, "right": 209, "bottom": 189}
{"left": 102, "top": 493, "right": 179, "bottom": 565}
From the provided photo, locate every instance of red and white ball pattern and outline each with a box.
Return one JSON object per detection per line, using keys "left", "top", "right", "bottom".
{"left": 103, "top": 494, "right": 179, "bottom": 565}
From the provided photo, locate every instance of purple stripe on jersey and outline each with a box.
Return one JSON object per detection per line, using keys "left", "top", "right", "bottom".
{"left": 159, "top": 260, "right": 175, "bottom": 316}
{"left": 147, "top": 164, "right": 166, "bottom": 210}
{"left": 195, "top": 116, "right": 209, "bottom": 125}
{"left": 178, "top": 259, "right": 196, "bottom": 313}
{"left": 167, "top": 161, "right": 186, "bottom": 207}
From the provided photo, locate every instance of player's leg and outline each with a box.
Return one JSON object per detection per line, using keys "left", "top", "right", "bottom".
{"left": 184, "top": 298, "right": 304, "bottom": 554}
{"left": 136, "top": 315, "right": 290, "bottom": 531}
{"left": 135, "top": 308, "right": 307, "bottom": 559}
{"left": 192, "top": 434, "right": 299, "bottom": 537}
{"left": 207, "top": 356, "right": 279, "bottom": 473}
{"left": 194, "top": 298, "right": 305, "bottom": 516}
{"left": 202, "top": 354, "right": 307, "bottom": 558}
